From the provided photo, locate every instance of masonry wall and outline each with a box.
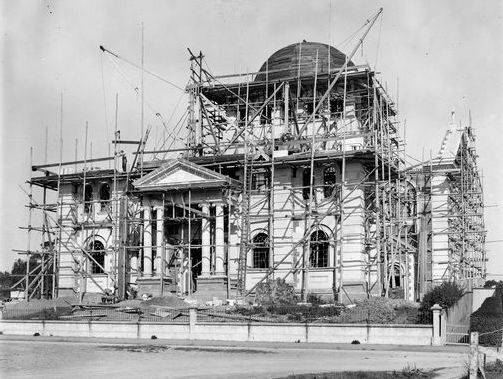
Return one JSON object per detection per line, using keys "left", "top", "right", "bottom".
{"left": 0, "top": 320, "right": 434, "bottom": 345}
{"left": 430, "top": 175, "right": 450, "bottom": 283}
{"left": 241, "top": 160, "right": 368, "bottom": 301}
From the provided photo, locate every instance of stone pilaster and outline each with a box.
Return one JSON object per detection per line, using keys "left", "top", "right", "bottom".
{"left": 214, "top": 202, "right": 225, "bottom": 276}
{"left": 154, "top": 205, "right": 164, "bottom": 276}
{"left": 200, "top": 203, "right": 211, "bottom": 276}
{"left": 143, "top": 205, "right": 152, "bottom": 277}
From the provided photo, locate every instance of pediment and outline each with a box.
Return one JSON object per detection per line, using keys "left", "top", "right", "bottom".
{"left": 134, "top": 159, "right": 239, "bottom": 191}
{"left": 155, "top": 167, "right": 211, "bottom": 185}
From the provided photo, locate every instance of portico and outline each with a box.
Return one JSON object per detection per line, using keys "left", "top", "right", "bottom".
{"left": 133, "top": 159, "right": 240, "bottom": 299}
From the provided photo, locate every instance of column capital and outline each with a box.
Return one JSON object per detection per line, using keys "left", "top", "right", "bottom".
{"left": 198, "top": 202, "right": 210, "bottom": 209}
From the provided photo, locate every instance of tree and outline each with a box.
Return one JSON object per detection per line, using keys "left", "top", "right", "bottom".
{"left": 420, "top": 281, "right": 465, "bottom": 311}
{"left": 6, "top": 257, "right": 53, "bottom": 298}
{"left": 484, "top": 280, "right": 503, "bottom": 290}
{"left": 255, "top": 278, "right": 298, "bottom": 306}
{"left": 0, "top": 271, "right": 14, "bottom": 289}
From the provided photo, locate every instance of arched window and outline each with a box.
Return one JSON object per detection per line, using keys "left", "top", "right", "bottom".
{"left": 323, "top": 166, "right": 337, "bottom": 198}
{"left": 84, "top": 184, "right": 93, "bottom": 213}
{"left": 252, "top": 233, "right": 269, "bottom": 269}
{"left": 88, "top": 240, "right": 105, "bottom": 274}
{"left": 404, "top": 182, "right": 416, "bottom": 218}
{"left": 310, "top": 230, "right": 329, "bottom": 268}
{"left": 302, "top": 168, "right": 311, "bottom": 200}
{"left": 99, "top": 183, "right": 110, "bottom": 212}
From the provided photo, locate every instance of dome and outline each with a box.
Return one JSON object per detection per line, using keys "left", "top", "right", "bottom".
{"left": 254, "top": 41, "right": 353, "bottom": 82}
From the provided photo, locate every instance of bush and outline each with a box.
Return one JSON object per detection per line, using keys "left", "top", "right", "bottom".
{"left": 470, "top": 295, "right": 503, "bottom": 347}
{"left": 339, "top": 297, "right": 397, "bottom": 324}
{"left": 484, "top": 280, "right": 503, "bottom": 301}
{"left": 267, "top": 304, "right": 341, "bottom": 322}
{"left": 483, "top": 280, "right": 503, "bottom": 290}
{"left": 307, "top": 293, "right": 326, "bottom": 305}
{"left": 486, "top": 359, "right": 503, "bottom": 377}
{"left": 420, "top": 281, "right": 464, "bottom": 311}
{"left": 232, "top": 304, "right": 342, "bottom": 322}
{"left": 255, "top": 278, "right": 298, "bottom": 306}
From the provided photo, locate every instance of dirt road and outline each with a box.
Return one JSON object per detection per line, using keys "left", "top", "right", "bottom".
{"left": 0, "top": 337, "right": 468, "bottom": 378}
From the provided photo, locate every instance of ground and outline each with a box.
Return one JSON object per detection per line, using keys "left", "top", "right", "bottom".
{"left": 0, "top": 336, "right": 469, "bottom": 378}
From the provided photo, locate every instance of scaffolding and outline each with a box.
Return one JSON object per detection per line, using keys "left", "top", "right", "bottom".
{"left": 409, "top": 118, "right": 486, "bottom": 294}
{"left": 15, "top": 8, "right": 485, "bottom": 303}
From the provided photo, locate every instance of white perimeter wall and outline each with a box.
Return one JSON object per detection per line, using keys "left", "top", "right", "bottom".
{"left": 0, "top": 320, "right": 433, "bottom": 346}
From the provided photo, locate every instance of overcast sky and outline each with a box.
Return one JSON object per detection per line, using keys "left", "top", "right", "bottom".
{"left": 1, "top": 0, "right": 502, "bottom": 279}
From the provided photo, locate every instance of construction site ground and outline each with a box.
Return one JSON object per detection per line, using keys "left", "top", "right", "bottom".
{"left": 1, "top": 295, "right": 430, "bottom": 324}
{"left": 1, "top": 295, "right": 192, "bottom": 321}
{"left": 0, "top": 335, "right": 470, "bottom": 378}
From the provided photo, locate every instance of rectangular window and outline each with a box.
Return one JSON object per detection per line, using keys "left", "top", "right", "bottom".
{"left": 251, "top": 170, "right": 270, "bottom": 191}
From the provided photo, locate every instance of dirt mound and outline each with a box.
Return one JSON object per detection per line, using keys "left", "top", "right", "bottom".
{"left": 115, "top": 299, "right": 143, "bottom": 308}
{"left": 5, "top": 296, "right": 76, "bottom": 310}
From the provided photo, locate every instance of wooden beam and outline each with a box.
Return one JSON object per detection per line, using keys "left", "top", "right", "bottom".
{"left": 112, "top": 140, "right": 141, "bottom": 145}
{"left": 32, "top": 156, "right": 115, "bottom": 171}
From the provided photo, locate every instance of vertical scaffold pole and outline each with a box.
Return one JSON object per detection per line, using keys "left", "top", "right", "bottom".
{"left": 302, "top": 51, "right": 319, "bottom": 302}
{"left": 25, "top": 147, "right": 34, "bottom": 301}
{"left": 54, "top": 92, "right": 64, "bottom": 299}
{"left": 339, "top": 59, "right": 348, "bottom": 300}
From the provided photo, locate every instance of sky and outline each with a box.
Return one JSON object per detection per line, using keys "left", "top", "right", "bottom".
{"left": 1, "top": 0, "right": 502, "bottom": 279}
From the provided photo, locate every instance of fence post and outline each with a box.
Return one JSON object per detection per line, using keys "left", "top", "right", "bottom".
{"left": 469, "top": 331, "right": 479, "bottom": 379}
{"left": 189, "top": 306, "right": 197, "bottom": 335}
{"left": 440, "top": 309, "right": 447, "bottom": 345}
{"left": 431, "top": 304, "right": 443, "bottom": 346}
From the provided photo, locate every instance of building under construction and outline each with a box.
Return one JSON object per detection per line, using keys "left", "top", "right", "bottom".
{"left": 18, "top": 11, "right": 486, "bottom": 304}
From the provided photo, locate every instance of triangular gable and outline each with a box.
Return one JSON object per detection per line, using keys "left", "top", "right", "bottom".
{"left": 438, "top": 111, "right": 463, "bottom": 161}
{"left": 438, "top": 128, "right": 462, "bottom": 160}
{"left": 134, "top": 158, "right": 240, "bottom": 191}
{"left": 156, "top": 168, "right": 213, "bottom": 185}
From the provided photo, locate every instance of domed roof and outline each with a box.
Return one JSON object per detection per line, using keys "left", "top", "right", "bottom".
{"left": 254, "top": 41, "right": 353, "bottom": 82}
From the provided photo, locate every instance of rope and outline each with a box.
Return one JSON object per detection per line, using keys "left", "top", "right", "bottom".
{"left": 161, "top": 112, "right": 189, "bottom": 160}
{"left": 105, "top": 54, "right": 140, "bottom": 95}
{"left": 479, "top": 328, "right": 503, "bottom": 336}
{"left": 152, "top": 89, "right": 187, "bottom": 152}
{"left": 336, "top": 22, "right": 367, "bottom": 50}
{"left": 104, "top": 53, "right": 188, "bottom": 154}
{"left": 100, "top": 46, "right": 185, "bottom": 91}
{"left": 152, "top": 110, "right": 189, "bottom": 160}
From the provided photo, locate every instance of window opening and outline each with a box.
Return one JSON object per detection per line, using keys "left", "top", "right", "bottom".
{"left": 323, "top": 166, "right": 337, "bottom": 198}
{"left": 310, "top": 230, "right": 329, "bottom": 267}
{"left": 99, "top": 183, "right": 110, "bottom": 212}
{"left": 84, "top": 184, "right": 93, "bottom": 213}
{"left": 89, "top": 240, "right": 105, "bottom": 274}
{"left": 252, "top": 233, "right": 269, "bottom": 269}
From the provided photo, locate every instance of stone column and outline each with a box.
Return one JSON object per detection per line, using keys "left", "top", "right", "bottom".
{"left": 143, "top": 205, "right": 152, "bottom": 277}
{"left": 214, "top": 202, "right": 225, "bottom": 276}
{"left": 200, "top": 203, "right": 211, "bottom": 276}
{"left": 155, "top": 205, "right": 164, "bottom": 276}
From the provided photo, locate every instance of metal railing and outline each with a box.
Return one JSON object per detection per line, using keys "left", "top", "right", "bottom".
{"left": 1, "top": 304, "right": 433, "bottom": 325}
{"left": 0, "top": 305, "right": 190, "bottom": 323}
